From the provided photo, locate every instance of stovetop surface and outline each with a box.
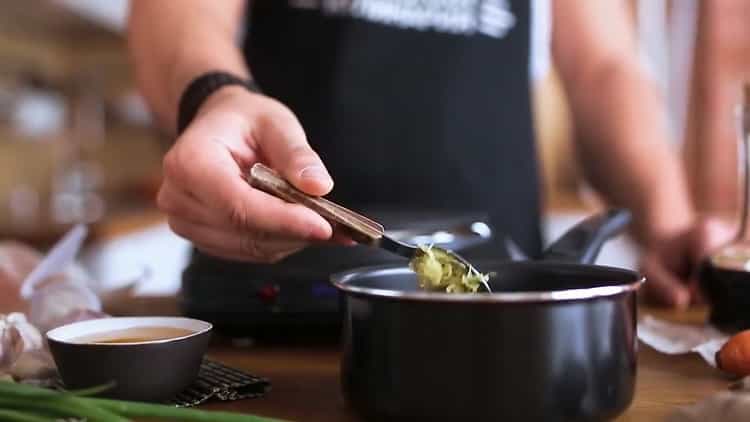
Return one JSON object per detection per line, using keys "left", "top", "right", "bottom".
{"left": 180, "top": 210, "right": 499, "bottom": 335}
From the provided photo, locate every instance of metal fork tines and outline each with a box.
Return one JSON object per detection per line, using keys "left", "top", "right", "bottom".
{"left": 377, "top": 234, "right": 477, "bottom": 271}
{"left": 246, "top": 163, "right": 476, "bottom": 269}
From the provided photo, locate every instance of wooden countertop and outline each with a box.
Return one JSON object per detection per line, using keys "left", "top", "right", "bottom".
{"left": 168, "top": 306, "right": 729, "bottom": 422}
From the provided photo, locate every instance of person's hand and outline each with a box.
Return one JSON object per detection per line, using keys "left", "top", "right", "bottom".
{"left": 157, "top": 86, "right": 341, "bottom": 263}
{"left": 640, "top": 217, "right": 736, "bottom": 309}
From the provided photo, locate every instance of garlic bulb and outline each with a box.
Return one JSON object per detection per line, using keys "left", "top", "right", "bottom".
{"left": 0, "top": 317, "right": 24, "bottom": 370}
{"left": 0, "top": 313, "right": 54, "bottom": 379}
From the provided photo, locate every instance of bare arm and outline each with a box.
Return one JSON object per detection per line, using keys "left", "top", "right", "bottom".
{"left": 127, "top": 0, "right": 250, "bottom": 132}
{"left": 552, "top": 0, "right": 737, "bottom": 308}
{"left": 126, "top": 1, "right": 342, "bottom": 263}
{"left": 552, "top": 0, "right": 695, "bottom": 244}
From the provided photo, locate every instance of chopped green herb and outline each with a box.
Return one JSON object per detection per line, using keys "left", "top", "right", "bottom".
{"left": 409, "top": 245, "right": 490, "bottom": 293}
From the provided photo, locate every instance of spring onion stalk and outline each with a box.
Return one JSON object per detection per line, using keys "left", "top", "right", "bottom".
{"left": 0, "top": 409, "right": 54, "bottom": 422}
{"left": 91, "top": 398, "right": 284, "bottom": 421}
{"left": 0, "top": 396, "right": 128, "bottom": 422}
{"left": 0, "top": 381, "right": 128, "bottom": 421}
{"left": 0, "top": 381, "right": 286, "bottom": 422}
{"left": 0, "top": 380, "right": 62, "bottom": 397}
{"left": 64, "top": 381, "right": 118, "bottom": 396}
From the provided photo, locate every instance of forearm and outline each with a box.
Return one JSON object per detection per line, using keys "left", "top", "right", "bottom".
{"left": 563, "top": 61, "right": 695, "bottom": 244}
{"left": 127, "top": 0, "right": 249, "bottom": 132}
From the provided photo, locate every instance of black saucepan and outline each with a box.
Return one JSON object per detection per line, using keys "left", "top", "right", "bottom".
{"left": 331, "top": 209, "right": 644, "bottom": 422}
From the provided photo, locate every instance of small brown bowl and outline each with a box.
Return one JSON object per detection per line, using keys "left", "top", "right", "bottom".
{"left": 47, "top": 317, "right": 212, "bottom": 402}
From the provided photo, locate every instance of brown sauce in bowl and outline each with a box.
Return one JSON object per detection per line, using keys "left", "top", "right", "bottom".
{"left": 71, "top": 326, "right": 195, "bottom": 344}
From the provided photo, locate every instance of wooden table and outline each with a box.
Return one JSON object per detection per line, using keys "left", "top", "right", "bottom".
{"left": 178, "top": 306, "right": 731, "bottom": 422}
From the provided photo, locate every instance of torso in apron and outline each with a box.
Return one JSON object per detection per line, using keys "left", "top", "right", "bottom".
{"left": 242, "top": 0, "right": 542, "bottom": 258}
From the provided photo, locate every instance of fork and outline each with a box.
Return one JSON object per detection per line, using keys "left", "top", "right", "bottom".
{"left": 244, "top": 163, "right": 476, "bottom": 269}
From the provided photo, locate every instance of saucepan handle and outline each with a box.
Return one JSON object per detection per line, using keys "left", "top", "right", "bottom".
{"left": 540, "top": 208, "right": 632, "bottom": 264}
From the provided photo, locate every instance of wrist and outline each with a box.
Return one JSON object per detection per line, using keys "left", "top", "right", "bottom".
{"left": 176, "top": 71, "right": 261, "bottom": 135}
{"left": 197, "top": 85, "right": 251, "bottom": 116}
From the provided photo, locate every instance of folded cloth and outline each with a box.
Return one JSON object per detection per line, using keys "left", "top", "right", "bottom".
{"left": 637, "top": 315, "right": 730, "bottom": 367}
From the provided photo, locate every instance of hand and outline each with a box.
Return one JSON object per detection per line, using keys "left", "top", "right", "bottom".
{"left": 157, "top": 86, "right": 340, "bottom": 263}
{"left": 640, "top": 217, "right": 735, "bottom": 309}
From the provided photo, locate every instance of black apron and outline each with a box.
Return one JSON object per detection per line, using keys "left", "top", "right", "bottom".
{"left": 184, "top": 0, "right": 542, "bottom": 292}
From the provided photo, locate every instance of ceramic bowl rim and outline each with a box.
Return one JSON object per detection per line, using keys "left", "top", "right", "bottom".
{"left": 46, "top": 316, "right": 212, "bottom": 346}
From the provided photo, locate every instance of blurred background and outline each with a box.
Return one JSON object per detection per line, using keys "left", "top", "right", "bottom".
{"left": 0, "top": 0, "right": 163, "bottom": 246}
{"left": 0, "top": 0, "right": 748, "bottom": 297}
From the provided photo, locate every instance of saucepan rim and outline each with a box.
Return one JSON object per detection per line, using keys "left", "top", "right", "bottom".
{"left": 331, "top": 263, "right": 645, "bottom": 303}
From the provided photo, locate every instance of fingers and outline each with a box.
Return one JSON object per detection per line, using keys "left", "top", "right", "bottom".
{"left": 164, "top": 121, "right": 333, "bottom": 241}
{"left": 641, "top": 253, "right": 691, "bottom": 309}
{"left": 331, "top": 231, "right": 357, "bottom": 246}
{"left": 168, "top": 217, "right": 307, "bottom": 263}
{"left": 256, "top": 105, "right": 334, "bottom": 196}
{"left": 158, "top": 89, "right": 346, "bottom": 264}
{"left": 639, "top": 216, "right": 736, "bottom": 309}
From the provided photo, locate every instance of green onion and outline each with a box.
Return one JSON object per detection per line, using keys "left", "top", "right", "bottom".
{"left": 0, "top": 409, "right": 54, "bottom": 422}
{"left": 0, "top": 396, "right": 128, "bottom": 422}
{"left": 0, "top": 381, "right": 286, "bottom": 422}
{"left": 92, "top": 398, "right": 283, "bottom": 421}
{"left": 63, "top": 381, "right": 118, "bottom": 396}
{"left": 0, "top": 380, "right": 62, "bottom": 397}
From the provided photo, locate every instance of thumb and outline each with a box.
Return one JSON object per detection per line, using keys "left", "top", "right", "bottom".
{"left": 257, "top": 107, "right": 333, "bottom": 196}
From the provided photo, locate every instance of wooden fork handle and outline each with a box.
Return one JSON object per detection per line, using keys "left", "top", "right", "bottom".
{"left": 245, "top": 163, "right": 384, "bottom": 244}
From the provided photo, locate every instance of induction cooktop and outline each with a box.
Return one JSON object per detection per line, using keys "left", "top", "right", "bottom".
{"left": 179, "top": 210, "right": 494, "bottom": 340}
